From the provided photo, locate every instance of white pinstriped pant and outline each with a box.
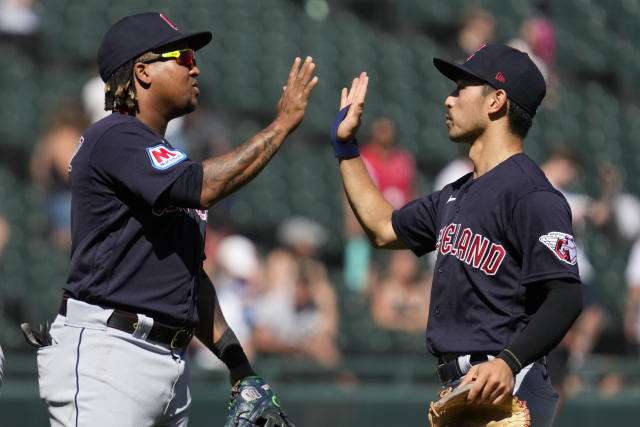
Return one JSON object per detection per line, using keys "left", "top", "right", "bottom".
{"left": 37, "top": 299, "right": 191, "bottom": 427}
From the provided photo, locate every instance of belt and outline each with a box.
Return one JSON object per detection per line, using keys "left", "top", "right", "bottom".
{"left": 436, "top": 352, "right": 548, "bottom": 385}
{"left": 436, "top": 353, "right": 494, "bottom": 384}
{"left": 59, "top": 298, "right": 194, "bottom": 349}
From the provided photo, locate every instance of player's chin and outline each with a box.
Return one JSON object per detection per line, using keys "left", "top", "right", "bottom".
{"left": 448, "top": 129, "right": 475, "bottom": 143}
{"left": 448, "top": 131, "right": 465, "bottom": 143}
{"left": 183, "top": 98, "right": 198, "bottom": 114}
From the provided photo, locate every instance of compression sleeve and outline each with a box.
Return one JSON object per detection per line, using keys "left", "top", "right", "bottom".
{"left": 497, "top": 278, "right": 583, "bottom": 374}
{"left": 155, "top": 163, "right": 203, "bottom": 208}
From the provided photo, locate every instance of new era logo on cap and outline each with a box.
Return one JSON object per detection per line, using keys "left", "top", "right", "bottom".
{"left": 495, "top": 72, "right": 506, "bottom": 83}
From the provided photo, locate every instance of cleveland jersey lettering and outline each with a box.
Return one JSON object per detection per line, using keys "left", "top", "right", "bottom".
{"left": 436, "top": 223, "right": 506, "bottom": 276}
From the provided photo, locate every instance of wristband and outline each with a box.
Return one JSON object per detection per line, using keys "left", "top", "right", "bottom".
{"left": 212, "top": 328, "right": 256, "bottom": 384}
{"left": 497, "top": 349, "right": 523, "bottom": 375}
{"left": 330, "top": 105, "right": 360, "bottom": 158}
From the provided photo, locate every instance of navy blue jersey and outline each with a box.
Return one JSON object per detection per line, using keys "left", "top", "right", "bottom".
{"left": 64, "top": 113, "right": 207, "bottom": 327}
{"left": 392, "top": 153, "right": 580, "bottom": 356}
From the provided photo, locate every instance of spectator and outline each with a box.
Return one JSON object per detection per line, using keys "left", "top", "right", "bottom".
{"left": 0, "top": 214, "right": 8, "bottom": 298}
{"left": 445, "top": 7, "right": 496, "bottom": 63}
{"left": 253, "top": 252, "right": 340, "bottom": 367}
{"left": 0, "top": 0, "right": 40, "bottom": 54}
{"left": 252, "top": 217, "right": 340, "bottom": 367}
{"left": 343, "top": 117, "right": 417, "bottom": 292}
{"left": 624, "top": 238, "right": 640, "bottom": 347}
{"left": 30, "top": 102, "right": 89, "bottom": 251}
{"left": 432, "top": 153, "right": 473, "bottom": 191}
{"left": 509, "top": 17, "right": 556, "bottom": 80}
{"left": 508, "top": 16, "right": 561, "bottom": 108}
{"left": 370, "top": 251, "right": 431, "bottom": 333}
{"left": 0, "top": 215, "right": 8, "bottom": 257}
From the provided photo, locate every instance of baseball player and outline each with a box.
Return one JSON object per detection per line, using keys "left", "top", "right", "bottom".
{"left": 331, "top": 44, "right": 582, "bottom": 426}
{"left": 28, "top": 12, "right": 316, "bottom": 427}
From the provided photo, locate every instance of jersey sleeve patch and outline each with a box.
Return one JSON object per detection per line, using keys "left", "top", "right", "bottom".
{"left": 147, "top": 144, "right": 187, "bottom": 170}
{"left": 539, "top": 232, "right": 577, "bottom": 265}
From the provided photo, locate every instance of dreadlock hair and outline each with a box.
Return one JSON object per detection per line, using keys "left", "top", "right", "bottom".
{"left": 104, "top": 57, "right": 139, "bottom": 115}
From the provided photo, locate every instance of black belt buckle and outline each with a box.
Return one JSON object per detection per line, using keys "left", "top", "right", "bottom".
{"left": 436, "top": 363, "right": 447, "bottom": 384}
{"left": 436, "top": 359, "right": 462, "bottom": 385}
{"left": 170, "top": 328, "right": 193, "bottom": 349}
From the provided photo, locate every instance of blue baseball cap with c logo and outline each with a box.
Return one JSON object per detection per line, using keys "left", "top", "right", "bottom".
{"left": 433, "top": 44, "right": 546, "bottom": 117}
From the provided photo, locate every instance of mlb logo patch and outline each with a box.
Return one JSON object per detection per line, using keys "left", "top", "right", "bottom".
{"left": 147, "top": 144, "right": 186, "bottom": 170}
{"left": 539, "top": 232, "right": 577, "bottom": 265}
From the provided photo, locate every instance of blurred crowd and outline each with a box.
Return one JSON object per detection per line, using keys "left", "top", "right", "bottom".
{"left": 1, "top": 2, "right": 640, "bottom": 405}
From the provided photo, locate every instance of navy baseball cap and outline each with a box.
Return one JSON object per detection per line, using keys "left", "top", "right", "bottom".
{"left": 97, "top": 12, "right": 212, "bottom": 82}
{"left": 433, "top": 44, "right": 546, "bottom": 117}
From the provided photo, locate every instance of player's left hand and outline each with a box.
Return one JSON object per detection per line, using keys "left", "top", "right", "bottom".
{"left": 224, "top": 376, "right": 294, "bottom": 427}
{"left": 336, "top": 72, "right": 369, "bottom": 141}
{"left": 458, "top": 358, "right": 514, "bottom": 405}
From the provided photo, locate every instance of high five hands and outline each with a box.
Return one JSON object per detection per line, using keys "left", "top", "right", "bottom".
{"left": 336, "top": 72, "right": 369, "bottom": 142}
{"left": 275, "top": 56, "right": 319, "bottom": 133}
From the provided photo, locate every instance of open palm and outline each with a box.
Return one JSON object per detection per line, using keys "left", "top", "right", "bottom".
{"left": 336, "top": 72, "right": 369, "bottom": 141}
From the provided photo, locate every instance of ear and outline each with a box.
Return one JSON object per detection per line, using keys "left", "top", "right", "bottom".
{"left": 487, "top": 89, "right": 508, "bottom": 114}
{"left": 133, "top": 62, "right": 152, "bottom": 86}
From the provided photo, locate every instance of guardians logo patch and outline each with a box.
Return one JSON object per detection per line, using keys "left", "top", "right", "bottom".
{"left": 539, "top": 232, "right": 577, "bottom": 265}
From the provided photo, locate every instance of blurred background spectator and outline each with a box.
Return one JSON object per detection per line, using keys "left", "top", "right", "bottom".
{"left": 252, "top": 217, "right": 340, "bottom": 367}
{"left": 508, "top": 17, "right": 556, "bottom": 83}
{"left": 29, "top": 102, "right": 89, "bottom": 251}
{"left": 445, "top": 7, "right": 496, "bottom": 62}
{"left": 624, "top": 238, "right": 640, "bottom": 349}
{"left": 369, "top": 251, "right": 431, "bottom": 333}
{"left": 0, "top": 214, "right": 9, "bottom": 306}
{"left": 0, "top": 0, "right": 40, "bottom": 54}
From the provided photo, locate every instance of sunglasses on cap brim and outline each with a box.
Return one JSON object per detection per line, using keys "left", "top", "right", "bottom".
{"left": 141, "top": 48, "right": 196, "bottom": 70}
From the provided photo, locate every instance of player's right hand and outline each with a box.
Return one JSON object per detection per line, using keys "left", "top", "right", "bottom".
{"left": 459, "top": 358, "right": 514, "bottom": 406}
{"left": 274, "top": 56, "right": 318, "bottom": 133}
{"left": 336, "top": 72, "right": 369, "bottom": 141}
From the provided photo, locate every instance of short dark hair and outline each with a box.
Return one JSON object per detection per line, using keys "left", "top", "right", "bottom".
{"left": 104, "top": 57, "right": 138, "bottom": 115}
{"left": 482, "top": 84, "right": 533, "bottom": 139}
{"left": 506, "top": 100, "right": 533, "bottom": 139}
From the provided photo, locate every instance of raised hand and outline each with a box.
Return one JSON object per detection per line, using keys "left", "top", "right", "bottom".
{"left": 275, "top": 56, "right": 319, "bottom": 133}
{"left": 336, "top": 72, "right": 369, "bottom": 141}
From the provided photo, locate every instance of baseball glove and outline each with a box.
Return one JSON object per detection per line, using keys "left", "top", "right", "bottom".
{"left": 224, "top": 376, "right": 294, "bottom": 427}
{"left": 428, "top": 383, "right": 530, "bottom": 427}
